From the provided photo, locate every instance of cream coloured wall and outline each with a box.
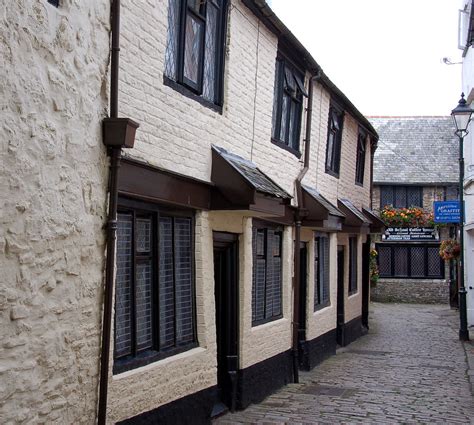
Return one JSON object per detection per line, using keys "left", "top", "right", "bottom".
{"left": 0, "top": 2, "right": 110, "bottom": 423}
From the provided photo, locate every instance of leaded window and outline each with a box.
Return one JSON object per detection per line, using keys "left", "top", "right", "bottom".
{"left": 325, "top": 105, "right": 344, "bottom": 176}
{"left": 355, "top": 128, "right": 366, "bottom": 185}
{"left": 380, "top": 185, "right": 423, "bottom": 209}
{"left": 271, "top": 58, "right": 307, "bottom": 154}
{"left": 114, "top": 201, "right": 196, "bottom": 372}
{"left": 314, "top": 234, "right": 330, "bottom": 310}
{"left": 164, "top": 0, "right": 228, "bottom": 106}
{"left": 377, "top": 244, "right": 444, "bottom": 279}
{"left": 252, "top": 224, "right": 283, "bottom": 325}
{"left": 348, "top": 237, "right": 358, "bottom": 294}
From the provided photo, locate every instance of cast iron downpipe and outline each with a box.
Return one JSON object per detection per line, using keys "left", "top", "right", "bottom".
{"left": 98, "top": 1, "right": 121, "bottom": 423}
{"left": 292, "top": 72, "right": 320, "bottom": 383}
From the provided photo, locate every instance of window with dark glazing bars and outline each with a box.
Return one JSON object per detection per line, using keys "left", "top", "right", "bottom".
{"left": 252, "top": 225, "right": 283, "bottom": 325}
{"left": 114, "top": 202, "right": 196, "bottom": 373}
{"left": 376, "top": 244, "right": 444, "bottom": 279}
{"left": 164, "top": 0, "right": 227, "bottom": 105}
{"left": 380, "top": 185, "right": 423, "bottom": 209}
{"left": 325, "top": 105, "right": 344, "bottom": 176}
{"left": 348, "top": 237, "right": 358, "bottom": 294}
{"left": 271, "top": 58, "right": 307, "bottom": 154}
{"left": 314, "top": 234, "right": 330, "bottom": 310}
{"left": 355, "top": 129, "right": 366, "bottom": 185}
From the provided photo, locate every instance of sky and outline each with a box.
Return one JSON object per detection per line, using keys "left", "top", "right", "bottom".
{"left": 269, "top": 0, "right": 463, "bottom": 117}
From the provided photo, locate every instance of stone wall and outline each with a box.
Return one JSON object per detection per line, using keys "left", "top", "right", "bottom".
{"left": 0, "top": 1, "right": 110, "bottom": 423}
{"left": 371, "top": 278, "right": 449, "bottom": 304}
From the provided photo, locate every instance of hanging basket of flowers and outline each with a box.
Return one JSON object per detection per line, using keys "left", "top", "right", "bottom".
{"left": 439, "top": 239, "right": 461, "bottom": 261}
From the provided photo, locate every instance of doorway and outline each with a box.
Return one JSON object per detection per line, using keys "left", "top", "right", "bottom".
{"left": 361, "top": 238, "right": 370, "bottom": 329}
{"left": 213, "top": 232, "right": 239, "bottom": 415}
{"left": 336, "top": 245, "right": 345, "bottom": 346}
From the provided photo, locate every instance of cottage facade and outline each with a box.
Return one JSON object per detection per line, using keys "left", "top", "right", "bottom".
{"left": 369, "top": 117, "right": 459, "bottom": 305}
{"left": 1, "top": 1, "right": 379, "bottom": 424}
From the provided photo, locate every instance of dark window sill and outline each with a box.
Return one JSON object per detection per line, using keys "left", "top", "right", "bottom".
{"left": 325, "top": 167, "right": 340, "bottom": 179}
{"left": 252, "top": 313, "right": 283, "bottom": 327}
{"left": 113, "top": 342, "right": 198, "bottom": 375}
{"left": 163, "top": 76, "right": 223, "bottom": 114}
{"left": 271, "top": 138, "right": 302, "bottom": 159}
{"left": 355, "top": 181, "right": 364, "bottom": 187}
{"left": 314, "top": 300, "right": 330, "bottom": 312}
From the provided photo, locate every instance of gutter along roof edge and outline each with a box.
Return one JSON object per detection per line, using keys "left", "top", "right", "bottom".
{"left": 242, "top": 0, "right": 378, "bottom": 142}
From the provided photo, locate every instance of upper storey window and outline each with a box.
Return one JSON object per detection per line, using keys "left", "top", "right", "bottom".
{"left": 271, "top": 58, "right": 307, "bottom": 156}
{"left": 325, "top": 105, "right": 344, "bottom": 177}
{"left": 164, "top": 0, "right": 228, "bottom": 107}
{"left": 355, "top": 128, "right": 366, "bottom": 185}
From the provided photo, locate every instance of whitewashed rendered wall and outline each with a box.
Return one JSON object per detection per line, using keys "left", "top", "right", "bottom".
{"left": 0, "top": 1, "right": 110, "bottom": 423}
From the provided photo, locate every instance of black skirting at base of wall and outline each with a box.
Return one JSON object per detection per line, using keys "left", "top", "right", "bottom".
{"left": 299, "top": 328, "right": 337, "bottom": 371}
{"left": 117, "top": 386, "right": 218, "bottom": 425}
{"left": 340, "top": 315, "right": 367, "bottom": 347}
{"left": 237, "top": 349, "right": 293, "bottom": 410}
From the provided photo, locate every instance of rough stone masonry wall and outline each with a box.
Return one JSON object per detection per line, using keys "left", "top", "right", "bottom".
{"left": 0, "top": 2, "right": 110, "bottom": 423}
{"left": 371, "top": 279, "right": 449, "bottom": 304}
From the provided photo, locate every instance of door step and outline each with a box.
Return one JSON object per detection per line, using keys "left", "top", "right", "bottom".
{"left": 211, "top": 401, "right": 229, "bottom": 419}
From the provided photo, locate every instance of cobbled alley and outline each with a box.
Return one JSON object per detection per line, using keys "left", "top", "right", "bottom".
{"left": 215, "top": 303, "right": 474, "bottom": 424}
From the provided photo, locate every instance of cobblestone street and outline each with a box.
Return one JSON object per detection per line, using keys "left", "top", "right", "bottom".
{"left": 215, "top": 303, "right": 474, "bottom": 424}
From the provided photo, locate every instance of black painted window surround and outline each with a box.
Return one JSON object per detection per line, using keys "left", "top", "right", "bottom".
{"left": 114, "top": 200, "right": 197, "bottom": 373}
{"left": 377, "top": 244, "right": 444, "bottom": 279}
{"left": 380, "top": 185, "right": 423, "bottom": 209}
{"left": 314, "top": 234, "right": 330, "bottom": 310}
{"left": 164, "top": 0, "right": 228, "bottom": 109}
{"left": 271, "top": 57, "right": 307, "bottom": 156}
{"left": 325, "top": 105, "right": 344, "bottom": 177}
{"left": 252, "top": 224, "right": 283, "bottom": 326}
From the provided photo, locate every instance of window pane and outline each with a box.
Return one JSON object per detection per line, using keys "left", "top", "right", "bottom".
{"left": 136, "top": 218, "right": 152, "bottom": 253}
{"left": 164, "top": 0, "right": 180, "bottom": 80}
{"left": 267, "top": 231, "right": 282, "bottom": 318}
{"left": 280, "top": 94, "right": 290, "bottom": 142}
{"left": 202, "top": 3, "right": 218, "bottom": 102}
{"left": 349, "top": 237, "right": 357, "bottom": 293}
{"left": 410, "top": 246, "right": 426, "bottom": 277}
{"left": 393, "top": 246, "right": 408, "bottom": 276}
{"left": 115, "top": 213, "right": 133, "bottom": 358}
{"left": 314, "top": 239, "right": 321, "bottom": 307}
{"left": 271, "top": 61, "right": 282, "bottom": 139}
{"left": 407, "top": 187, "right": 422, "bottom": 207}
{"left": 135, "top": 262, "right": 153, "bottom": 350}
{"left": 380, "top": 186, "right": 394, "bottom": 208}
{"left": 395, "top": 187, "right": 407, "bottom": 208}
{"left": 174, "top": 218, "right": 194, "bottom": 344}
{"left": 326, "top": 131, "right": 335, "bottom": 169}
{"left": 254, "top": 258, "right": 266, "bottom": 322}
{"left": 378, "top": 246, "right": 391, "bottom": 276}
{"left": 427, "top": 247, "right": 442, "bottom": 277}
{"left": 159, "top": 217, "right": 175, "bottom": 349}
{"left": 183, "top": 13, "right": 204, "bottom": 88}
{"left": 322, "top": 237, "right": 330, "bottom": 303}
{"left": 257, "top": 229, "right": 265, "bottom": 256}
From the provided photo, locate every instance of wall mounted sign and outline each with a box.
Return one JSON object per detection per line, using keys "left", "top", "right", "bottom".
{"left": 433, "top": 201, "right": 460, "bottom": 223}
{"left": 382, "top": 227, "right": 439, "bottom": 241}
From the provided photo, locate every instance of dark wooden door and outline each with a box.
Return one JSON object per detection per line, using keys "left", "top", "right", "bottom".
{"left": 213, "top": 232, "right": 239, "bottom": 414}
{"left": 336, "top": 245, "right": 345, "bottom": 346}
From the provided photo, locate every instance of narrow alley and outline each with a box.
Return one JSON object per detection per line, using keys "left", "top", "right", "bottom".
{"left": 215, "top": 303, "right": 474, "bottom": 424}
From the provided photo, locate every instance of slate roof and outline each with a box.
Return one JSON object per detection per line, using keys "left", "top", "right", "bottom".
{"left": 212, "top": 145, "right": 291, "bottom": 199}
{"left": 338, "top": 199, "right": 371, "bottom": 224}
{"left": 369, "top": 117, "right": 459, "bottom": 184}
{"left": 302, "top": 185, "right": 345, "bottom": 217}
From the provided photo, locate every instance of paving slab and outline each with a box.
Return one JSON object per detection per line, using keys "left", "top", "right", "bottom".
{"left": 214, "top": 303, "right": 474, "bottom": 424}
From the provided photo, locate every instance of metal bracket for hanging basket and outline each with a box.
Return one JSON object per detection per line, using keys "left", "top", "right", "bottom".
{"left": 102, "top": 117, "right": 139, "bottom": 148}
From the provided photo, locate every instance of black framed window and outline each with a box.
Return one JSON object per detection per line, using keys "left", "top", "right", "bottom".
{"left": 355, "top": 128, "right": 366, "bottom": 185}
{"left": 325, "top": 105, "right": 344, "bottom": 177}
{"left": 252, "top": 224, "right": 283, "bottom": 325}
{"left": 377, "top": 244, "right": 444, "bottom": 279}
{"left": 164, "top": 0, "right": 228, "bottom": 106}
{"left": 380, "top": 185, "right": 423, "bottom": 209}
{"left": 314, "top": 234, "right": 330, "bottom": 310}
{"left": 271, "top": 58, "right": 307, "bottom": 155}
{"left": 114, "top": 200, "right": 196, "bottom": 373}
{"left": 348, "top": 237, "right": 358, "bottom": 294}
